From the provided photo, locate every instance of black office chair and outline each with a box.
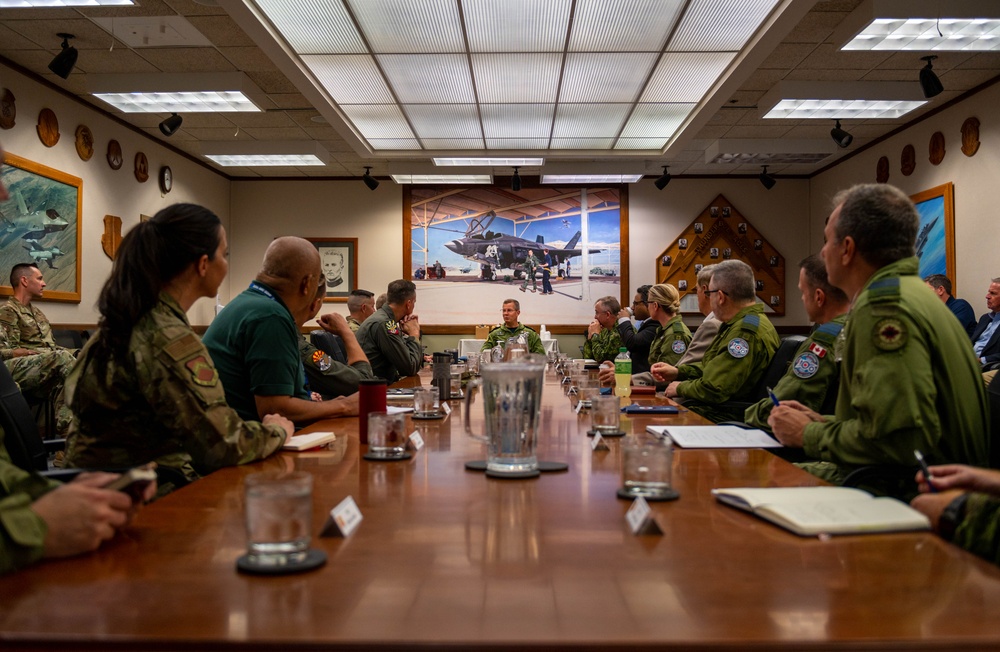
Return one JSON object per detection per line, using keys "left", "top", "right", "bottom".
{"left": 310, "top": 330, "right": 348, "bottom": 364}
{"left": 716, "top": 335, "right": 806, "bottom": 416}
{"left": 0, "top": 360, "right": 63, "bottom": 472}
{"left": 51, "top": 328, "right": 84, "bottom": 350}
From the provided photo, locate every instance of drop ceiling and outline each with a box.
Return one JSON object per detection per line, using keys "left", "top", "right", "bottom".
{"left": 0, "top": 0, "right": 998, "bottom": 180}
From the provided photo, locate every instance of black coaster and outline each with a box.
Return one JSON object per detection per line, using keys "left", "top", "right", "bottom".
{"left": 616, "top": 487, "right": 680, "bottom": 502}
{"left": 412, "top": 412, "right": 445, "bottom": 420}
{"left": 236, "top": 549, "right": 327, "bottom": 575}
{"left": 363, "top": 451, "right": 413, "bottom": 461}
{"left": 486, "top": 468, "right": 541, "bottom": 479}
{"left": 465, "top": 460, "right": 567, "bottom": 473}
{"left": 537, "top": 460, "right": 569, "bottom": 472}
{"left": 587, "top": 429, "right": 626, "bottom": 437}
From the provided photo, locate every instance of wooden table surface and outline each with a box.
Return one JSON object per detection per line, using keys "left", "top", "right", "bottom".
{"left": 2, "top": 368, "right": 1000, "bottom": 651}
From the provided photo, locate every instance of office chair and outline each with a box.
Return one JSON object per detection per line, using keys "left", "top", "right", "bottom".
{"left": 716, "top": 335, "right": 806, "bottom": 415}
{"left": 310, "top": 330, "right": 348, "bottom": 364}
{"left": 0, "top": 359, "right": 60, "bottom": 472}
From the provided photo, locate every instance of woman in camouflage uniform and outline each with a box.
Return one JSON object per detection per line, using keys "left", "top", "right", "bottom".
{"left": 646, "top": 283, "right": 692, "bottom": 367}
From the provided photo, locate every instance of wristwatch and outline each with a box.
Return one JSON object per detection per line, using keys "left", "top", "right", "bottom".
{"left": 938, "top": 493, "right": 969, "bottom": 542}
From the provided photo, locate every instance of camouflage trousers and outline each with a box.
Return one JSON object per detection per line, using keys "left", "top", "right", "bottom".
{"left": 6, "top": 349, "right": 76, "bottom": 437}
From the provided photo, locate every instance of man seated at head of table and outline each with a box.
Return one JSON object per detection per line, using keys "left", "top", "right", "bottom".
{"left": 912, "top": 463, "right": 1000, "bottom": 567}
{"left": 65, "top": 205, "right": 293, "bottom": 487}
{"left": 298, "top": 281, "right": 375, "bottom": 400}
{"left": 584, "top": 296, "right": 625, "bottom": 364}
{"left": 649, "top": 259, "right": 779, "bottom": 423}
{"left": 768, "top": 184, "right": 989, "bottom": 495}
{"left": 356, "top": 279, "right": 424, "bottom": 383}
{"left": 203, "top": 236, "right": 359, "bottom": 425}
{"left": 481, "top": 299, "right": 545, "bottom": 356}
{"left": 744, "top": 255, "right": 849, "bottom": 431}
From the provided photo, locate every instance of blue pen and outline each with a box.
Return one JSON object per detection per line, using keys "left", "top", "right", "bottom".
{"left": 766, "top": 386, "right": 780, "bottom": 408}
{"left": 914, "top": 450, "right": 937, "bottom": 493}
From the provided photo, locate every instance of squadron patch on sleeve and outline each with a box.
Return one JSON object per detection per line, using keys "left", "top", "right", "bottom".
{"left": 385, "top": 319, "right": 401, "bottom": 335}
{"left": 792, "top": 351, "right": 820, "bottom": 378}
{"left": 727, "top": 337, "right": 750, "bottom": 359}
{"left": 671, "top": 339, "right": 687, "bottom": 355}
{"left": 873, "top": 317, "right": 907, "bottom": 351}
{"left": 311, "top": 349, "right": 333, "bottom": 372}
{"left": 185, "top": 355, "right": 219, "bottom": 387}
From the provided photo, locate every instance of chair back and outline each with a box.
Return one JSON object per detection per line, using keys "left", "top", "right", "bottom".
{"left": 988, "top": 372, "right": 1000, "bottom": 468}
{"left": 0, "top": 362, "right": 48, "bottom": 472}
{"left": 746, "top": 335, "right": 807, "bottom": 402}
{"left": 51, "top": 329, "right": 83, "bottom": 349}
{"left": 310, "top": 330, "right": 348, "bottom": 364}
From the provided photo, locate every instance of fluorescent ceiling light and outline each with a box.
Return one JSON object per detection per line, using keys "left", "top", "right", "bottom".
{"left": 88, "top": 73, "right": 265, "bottom": 113}
{"left": 760, "top": 82, "right": 926, "bottom": 119}
{"left": 1, "top": 0, "right": 132, "bottom": 5}
{"left": 541, "top": 175, "right": 643, "bottom": 184}
{"left": 391, "top": 175, "right": 493, "bottom": 184}
{"left": 200, "top": 141, "right": 329, "bottom": 167}
{"left": 705, "top": 139, "right": 835, "bottom": 164}
{"left": 434, "top": 158, "right": 544, "bottom": 166}
{"left": 836, "top": 0, "right": 1000, "bottom": 51}
{"left": 206, "top": 155, "right": 325, "bottom": 167}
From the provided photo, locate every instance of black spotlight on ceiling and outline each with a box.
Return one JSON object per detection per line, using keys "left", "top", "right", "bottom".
{"left": 511, "top": 166, "right": 522, "bottom": 191}
{"left": 362, "top": 166, "right": 379, "bottom": 191}
{"left": 158, "top": 113, "right": 183, "bottom": 137}
{"left": 759, "top": 166, "right": 776, "bottom": 191}
{"left": 654, "top": 165, "right": 671, "bottom": 190}
{"left": 830, "top": 119, "right": 853, "bottom": 149}
{"left": 48, "top": 33, "right": 78, "bottom": 80}
{"left": 920, "top": 55, "right": 944, "bottom": 98}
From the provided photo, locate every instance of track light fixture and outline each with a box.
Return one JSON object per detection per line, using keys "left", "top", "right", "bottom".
{"left": 362, "top": 166, "right": 379, "bottom": 191}
{"left": 511, "top": 166, "right": 521, "bottom": 191}
{"left": 158, "top": 113, "right": 183, "bottom": 137}
{"left": 48, "top": 33, "right": 78, "bottom": 80}
{"left": 654, "top": 165, "right": 671, "bottom": 190}
{"left": 830, "top": 120, "right": 853, "bottom": 148}
{"left": 919, "top": 55, "right": 943, "bottom": 99}
{"left": 759, "top": 166, "right": 776, "bottom": 191}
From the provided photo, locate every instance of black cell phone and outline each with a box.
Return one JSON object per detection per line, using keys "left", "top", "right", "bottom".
{"left": 104, "top": 467, "right": 157, "bottom": 502}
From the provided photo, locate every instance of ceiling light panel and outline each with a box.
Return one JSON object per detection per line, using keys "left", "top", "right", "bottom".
{"left": 615, "top": 138, "right": 668, "bottom": 149}
{"left": 339, "top": 104, "right": 415, "bottom": 138}
{"left": 641, "top": 52, "right": 736, "bottom": 102}
{"left": 206, "top": 154, "right": 326, "bottom": 166}
{"left": 553, "top": 104, "right": 631, "bottom": 138}
{"left": 368, "top": 138, "right": 423, "bottom": 149}
{"left": 481, "top": 104, "right": 554, "bottom": 138}
{"left": 620, "top": 103, "right": 693, "bottom": 138}
{"left": 559, "top": 53, "right": 658, "bottom": 102}
{"left": 423, "top": 139, "right": 487, "bottom": 149}
{"left": 434, "top": 157, "right": 545, "bottom": 165}
{"left": 464, "top": 0, "right": 571, "bottom": 52}
{"left": 93, "top": 92, "right": 260, "bottom": 113}
{"left": 569, "top": 0, "right": 685, "bottom": 51}
{"left": 542, "top": 174, "right": 643, "bottom": 183}
{"left": 392, "top": 174, "right": 493, "bottom": 184}
{"left": 403, "top": 104, "right": 482, "bottom": 139}
{"left": 472, "top": 54, "right": 562, "bottom": 103}
{"left": 349, "top": 0, "right": 464, "bottom": 53}
{"left": 2, "top": 0, "right": 133, "bottom": 5}
{"left": 550, "top": 138, "right": 616, "bottom": 149}
{"left": 254, "top": 0, "right": 365, "bottom": 54}
{"left": 304, "top": 55, "right": 395, "bottom": 104}
{"left": 378, "top": 54, "right": 474, "bottom": 103}
{"left": 845, "top": 18, "right": 1000, "bottom": 51}
{"left": 486, "top": 139, "right": 550, "bottom": 149}
{"left": 764, "top": 99, "right": 926, "bottom": 119}
{"left": 669, "top": 0, "right": 780, "bottom": 50}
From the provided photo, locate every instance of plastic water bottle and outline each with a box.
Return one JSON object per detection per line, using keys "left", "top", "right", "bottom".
{"left": 614, "top": 347, "right": 632, "bottom": 397}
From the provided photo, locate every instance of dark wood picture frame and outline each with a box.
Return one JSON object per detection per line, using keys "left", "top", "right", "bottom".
{"left": 910, "top": 182, "right": 955, "bottom": 288}
{"left": 307, "top": 237, "right": 358, "bottom": 303}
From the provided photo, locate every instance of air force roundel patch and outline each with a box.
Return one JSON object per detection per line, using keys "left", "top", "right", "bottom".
{"left": 792, "top": 351, "right": 820, "bottom": 379}
{"left": 671, "top": 339, "right": 687, "bottom": 355}
{"left": 727, "top": 337, "right": 750, "bottom": 358}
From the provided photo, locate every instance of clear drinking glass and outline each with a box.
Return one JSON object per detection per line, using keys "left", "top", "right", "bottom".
{"left": 620, "top": 438, "right": 674, "bottom": 498}
{"left": 413, "top": 386, "right": 440, "bottom": 417}
{"left": 244, "top": 471, "right": 313, "bottom": 566}
{"left": 368, "top": 412, "right": 408, "bottom": 457}
{"left": 591, "top": 395, "right": 621, "bottom": 433}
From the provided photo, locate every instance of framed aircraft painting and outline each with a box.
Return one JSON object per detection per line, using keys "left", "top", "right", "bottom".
{"left": 0, "top": 152, "right": 82, "bottom": 302}
{"left": 404, "top": 185, "right": 628, "bottom": 331}
{"left": 910, "top": 182, "right": 955, "bottom": 288}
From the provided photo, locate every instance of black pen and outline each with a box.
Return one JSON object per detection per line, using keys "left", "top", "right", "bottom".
{"left": 914, "top": 450, "right": 937, "bottom": 493}
{"left": 767, "top": 386, "right": 780, "bottom": 408}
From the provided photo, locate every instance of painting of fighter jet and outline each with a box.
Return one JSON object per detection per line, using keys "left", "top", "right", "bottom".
{"left": 0, "top": 152, "right": 81, "bottom": 301}
{"left": 910, "top": 183, "right": 955, "bottom": 284}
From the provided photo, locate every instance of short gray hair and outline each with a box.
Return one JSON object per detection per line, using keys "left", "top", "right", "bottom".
{"left": 696, "top": 263, "right": 716, "bottom": 288}
{"left": 710, "top": 260, "right": 755, "bottom": 303}
{"left": 595, "top": 295, "right": 621, "bottom": 314}
{"left": 831, "top": 184, "right": 917, "bottom": 269}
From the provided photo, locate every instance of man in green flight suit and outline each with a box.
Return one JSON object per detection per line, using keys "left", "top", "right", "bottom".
{"left": 651, "top": 260, "right": 779, "bottom": 423}
{"left": 584, "top": 296, "right": 624, "bottom": 363}
{"left": 745, "top": 255, "right": 850, "bottom": 430}
{"left": 299, "top": 282, "right": 374, "bottom": 400}
{"left": 769, "top": 184, "right": 989, "bottom": 493}
{"left": 481, "top": 299, "right": 545, "bottom": 355}
{"left": 520, "top": 250, "right": 539, "bottom": 293}
{"left": 356, "top": 279, "right": 424, "bottom": 383}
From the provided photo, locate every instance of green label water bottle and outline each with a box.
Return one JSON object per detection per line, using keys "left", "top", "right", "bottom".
{"left": 614, "top": 347, "right": 631, "bottom": 397}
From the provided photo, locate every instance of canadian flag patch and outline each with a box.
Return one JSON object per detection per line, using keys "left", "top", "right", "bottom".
{"left": 809, "top": 342, "right": 827, "bottom": 358}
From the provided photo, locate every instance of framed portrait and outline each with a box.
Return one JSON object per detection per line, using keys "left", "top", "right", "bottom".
{"left": 307, "top": 237, "right": 358, "bottom": 302}
{"left": 0, "top": 152, "right": 82, "bottom": 302}
{"left": 910, "top": 182, "right": 955, "bottom": 285}
{"left": 694, "top": 222, "right": 703, "bottom": 234}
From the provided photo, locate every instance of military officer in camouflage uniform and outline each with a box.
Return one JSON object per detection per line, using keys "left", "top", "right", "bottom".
{"left": 299, "top": 283, "right": 374, "bottom": 399}
{"left": 520, "top": 250, "right": 539, "bottom": 293}
{"left": 745, "top": 255, "right": 850, "bottom": 430}
{"left": 652, "top": 260, "right": 779, "bottom": 423}
{"left": 645, "top": 283, "right": 692, "bottom": 368}
{"left": 346, "top": 289, "right": 375, "bottom": 333}
{"left": 584, "top": 296, "right": 624, "bottom": 363}
{"left": 769, "top": 185, "right": 989, "bottom": 493}
{"left": 357, "top": 279, "right": 423, "bottom": 383}
{"left": 0, "top": 263, "right": 76, "bottom": 435}
{"left": 481, "top": 299, "right": 545, "bottom": 355}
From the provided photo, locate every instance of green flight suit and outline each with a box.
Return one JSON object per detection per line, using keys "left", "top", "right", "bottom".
{"left": 675, "top": 303, "right": 779, "bottom": 424}
{"left": 0, "top": 425, "right": 60, "bottom": 574}
{"left": 648, "top": 315, "right": 692, "bottom": 367}
{"left": 583, "top": 327, "right": 623, "bottom": 363}
{"left": 298, "top": 336, "right": 374, "bottom": 399}
{"left": 481, "top": 323, "right": 545, "bottom": 355}
{"left": 801, "top": 258, "right": 989, "bottom": 492}
{"left": 952, "top": 493, "right": 1000, "bottom": 567}
{"left": 356, "top": 305, "right": 423, "bottom": 383}
{"left": 744, "top": 314, "right": 847, "bottom": 430}
{"left": 520, "top": 252, "right": 539, "bottom": 292}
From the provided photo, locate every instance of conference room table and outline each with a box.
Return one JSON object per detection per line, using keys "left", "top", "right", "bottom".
{"left": 3, "top": 366, "right": 1000, "bottom": 651}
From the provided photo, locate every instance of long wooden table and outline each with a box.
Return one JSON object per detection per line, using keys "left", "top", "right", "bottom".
{"left": 3, "top": 368, "right": 1000, "bottom": 650}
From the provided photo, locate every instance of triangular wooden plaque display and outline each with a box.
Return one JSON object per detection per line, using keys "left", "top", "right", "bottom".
{"left": 656, "top": 195, "right": 785, "bottom": 316}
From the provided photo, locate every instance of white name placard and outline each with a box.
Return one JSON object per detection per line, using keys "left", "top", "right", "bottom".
{"left": 321, "top": 496, "right": 363, "bottom": 538}
{"left": 625, "top": 496, "right": 663, "bottom": 536}
{"left": 408, "top": 430, "right": 424, "bottom": 451}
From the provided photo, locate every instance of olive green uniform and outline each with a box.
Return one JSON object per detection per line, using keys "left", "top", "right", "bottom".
{"left": 520, "top": 252, "right": 538, "bottom": 293}
{"left": 0, "top": 425, "right": 59, "bottom": 574}
{"left": 356, "top": 305, "right": 423, "bottom": 383}
{"left": 65, "top": 293, "right": 287, "bottom": 483}
{"left": 481, "top": 323, "right": 545, "bottom": 355}
{"left": 675, "top": 304, "right": 779, "bottom": 423}
{"left": 744, "top": 314, "right": 847, "bottom": 430}
{"left": 801, "top": 258, "right": 989, "bottom": 489}
{"left": 583, "top": 326, "right": 623, "bottom": 363}
{"left": 298, "top": 335, "right": 374, "bottom": 399}
{"left": 346, "top": 317, "right": 362, "bottom": 333}
{"left": 648, "top": 315, "right": 692, "bottom": 367}
{"left": 951, "top": 493, "right": 1000, "bottom": 566}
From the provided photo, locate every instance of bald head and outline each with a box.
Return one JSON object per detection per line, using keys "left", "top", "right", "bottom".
{"left": 259, "top": 237, "right": 321, "bottom": 283}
